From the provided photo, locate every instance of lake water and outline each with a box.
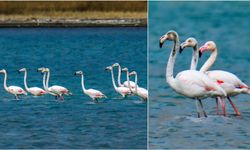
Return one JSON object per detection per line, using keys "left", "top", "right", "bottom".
{"left": 149, "top": 2, "right": 250, "bottom": 149}
{"left": 0, "top": 27, "right": 147, "bottom": 149}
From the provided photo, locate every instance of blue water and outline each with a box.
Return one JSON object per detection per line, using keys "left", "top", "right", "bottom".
{"left": 0, "top": 27, "right": 147, "bottom": 149}
{"left": 149, "top": 2, "right": 250, "bottom": 149}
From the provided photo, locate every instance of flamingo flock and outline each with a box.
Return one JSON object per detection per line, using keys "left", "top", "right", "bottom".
{"left": 0, "top": 64, "right": 147, "bottom": 102}
{"left": 159, "top": 30, "right": 249, "bottom": 117}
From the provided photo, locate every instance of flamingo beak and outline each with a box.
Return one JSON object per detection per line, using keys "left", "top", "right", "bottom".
{"left": 199, "top": 46, "right": 208, "bottom": 58}
{"left": 159, "top": 35, "right": 168, "bottom": 48}
{"left": 179, "top": 42, "right": 187, "bottom": 54}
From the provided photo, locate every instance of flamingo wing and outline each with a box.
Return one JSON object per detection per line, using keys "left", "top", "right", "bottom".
{"left": 8, "top": 86, "right": 27, "bottom": 95}
{"left": 123, "top": 81, "right": 137, "bottom": 88}
{"left": 175, "top": 70, "right": 226, "bottom": 98}
{"left": 86, "top": 89, "right": 105, "bottom": 97}
{"left": 28, "top": 87, "right": 47, "bottom": 96}
{"left": 50, "top": 85, "right": 69, "bottom": 94}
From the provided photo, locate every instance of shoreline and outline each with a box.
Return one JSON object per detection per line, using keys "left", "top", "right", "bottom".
{"left": 0, "top": 19, "right": 147, "bottom": 27}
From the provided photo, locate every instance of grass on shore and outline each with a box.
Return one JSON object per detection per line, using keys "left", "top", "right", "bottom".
{"left": 0, "top": 11, "right": 146, "bottom": 21}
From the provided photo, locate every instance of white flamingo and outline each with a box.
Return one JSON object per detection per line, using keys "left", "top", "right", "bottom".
{"left": 38, "top": 67, "right": 58, "bottom": 99}
{"left": 0, "top": 69, "right": 27, "bottom": 99}
{"left": 112, "top": 63, "right": 137, "bottom": 88}
{"left": 159, "top": 30, "right": 226, "bottom": 117}
{"left": 121, "top": 67, "right": 148, "bottom": 100}
{"left": 128, "top": 71, "right": 148, "bottom": 101}
{"left": 198, "top": 41, "right": 249, "bottom": 116}
{"left": 19, "top": 68, "right": 47, "bottom": 96}
{"left": 75, "top": 70, "right": 107, "bottom": 102}
{"left": 105, "top": 66, "right": 131, "bottom": 98}
{"left": 39, "top": 68, "right": 71, "bottom": 100}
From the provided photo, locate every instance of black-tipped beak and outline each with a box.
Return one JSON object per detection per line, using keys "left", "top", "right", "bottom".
{"left": 74, "top": 73, "right": 77, "bottom": 75}
{"left": 159, "top": 41, "right": 163, "bottom": 48}
{"left": 179, "top": 46, "right": 184, "bottom": 54}
{"left": 199, "top": 51, "right": 202, "bottom": 58}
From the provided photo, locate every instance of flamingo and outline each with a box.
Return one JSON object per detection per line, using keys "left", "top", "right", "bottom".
{"left": 180, "top": 38, "right": 228, "bottom": 115}
{"left": 37, "top": 67, "right": 59, "bottom": 99}
{"left": 112, "top": 63, "right": 137, "bottom": 88}
{"left": 0, "top": 69, "right": 27, "bottom": 99}
{"left": 19, "top": 68, "right": 47, "bottom": 96}
{"left": 105, "top": 66, "right": 131, "bottom": 98}
{"left": 74, "top": 70, "right": 107, "bottom": 102}
{"left": 159, "top": 30, "right": 227, "bottom": 117}
{"left": 128, "top": 70, "right": 148, "bottom": 101}
{"left": 38, "top": 68, "right": 71, "bottom": 100}
{"left": 197, "top": 41, "right": 249, "bottom": 116}
{"left": 121, "top": 67, "right": 148, "bottom": 100}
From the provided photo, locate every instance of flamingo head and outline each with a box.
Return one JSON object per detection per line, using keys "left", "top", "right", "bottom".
{"left": 199, "top": 41, "right": 217, "bottom": 58}
{"left": 129, "top": 71, "right": 137, "bottom": 76}
{"left": 0, "top": 69, "right": 6, "bottom": 74}
{"left": 121, "top": 67, "right": 129, "bottom": 72}
{"left": 159, "top": 30, "right": 178, "bottom": 48}
{"left": 105, "top": 66, "right": 112, "bottom": 71}
{"left": 37, "top": 67, "right": 45, "bottom": 72}
{"left": 112, "top": 63, "right": 120, "bottom": 68}
{"left": 74, "top": 70, "right": 83, "bottom": 76}
{"left": 180, "top": 37, "right": 198, "bottom": 54}
{"left": 19, "top": 68, "right": 26, "bottom": 73}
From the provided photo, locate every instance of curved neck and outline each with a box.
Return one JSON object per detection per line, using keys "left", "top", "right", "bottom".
{"left": 134, "top": 74, "right": 138, "bottom": 93}
{"left": 126, "top": 71, "right": 132, "bottom": 91}
{"left": 200, "top": 48, "right": 218, "bottom": 73}
{"left": 23, "top": 71, "right": 29, "bottom": 91}
{"left": 190, "top": 44, "right": 199, "bottom": 70}
{"left": 110, "top": 69, "right": 117, "bottom": 89}
{"left": 45, "top": 71, "right": 50, "bottom": 90}
{"left": 2, "top": 72, "right": 8, "bottom": 91}
{"left": 42, "top": 72, "right": 47, "bottom": 90}
{"left": 117, "top": 65, "right": 122, "bottom": 86}
{"left": 81, "top": 74, "right": 86, "bottom": 91}
{"left": 166, "top": 38, "right": 179, "bottom": 89}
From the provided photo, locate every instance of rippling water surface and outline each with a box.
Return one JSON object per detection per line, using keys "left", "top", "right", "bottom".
{"left": 149, "top": 2, "right": 250, "bottom": 149}
{"left": 0, "top": 27, "right": 147, "bottom": 148}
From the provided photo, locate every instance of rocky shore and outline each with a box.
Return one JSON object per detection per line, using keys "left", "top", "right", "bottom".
{"left": 0, "top": 18, "right": 147, "bottom": 27}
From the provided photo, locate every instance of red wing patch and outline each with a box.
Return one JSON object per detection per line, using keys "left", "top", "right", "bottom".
{"left": 217, "top": 80, "right": 224, "bottom": 84}
{"left": 18, "top": 89, "right": 23, "bottom": 93}
{"left": 205, "top": 86, "right": 215, "bottom": 91}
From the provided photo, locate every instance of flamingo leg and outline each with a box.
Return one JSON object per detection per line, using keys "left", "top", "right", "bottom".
{"left": 196, "top": 99, "right": 206, "bottom": 118}
{"left": 215, "top": 98, "right": 220, "bottom": 115}
{"left": 195, "top": 100, "right": 201, "bottom": 118}
{"left": 227, "top": 97, "right": 240, "bottom": 116}
{"left": 218, "top": 97, "right": 226, "bottom": 116}
{"left": 198, "top": 99, "right": 207, "bottom": 117}
{"left": 60, "top": 95, "right": 64, "bottom": 101}
{"left": 15, "top": 95, "right": 19, "bottom": 100}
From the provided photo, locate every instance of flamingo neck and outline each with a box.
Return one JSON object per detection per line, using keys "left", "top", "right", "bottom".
{"left": 23, "top": 70, "right": 29, "bottom": 91}
{"left": 134, "top": 73, "right": 138, "bottom": 93}
{"left": 126, "top": 71, "right": 132, "bottom": 91}
{"left": 2, "top": 72, "right": 8, "bottom": 92}
{"left": 110, "top": 69, "right": 117, "bottom": 90}
{"left": 42, "top": 72, "right": 47, "bottom": 90}
{"left": 190, "top": 44, "right": 199, "bottom": 70}
{"left": 200, "top": 48, "right": 218, "bottom": 73}
{"left": 117, "top": 65, "right": 122, "bottom": 87}
{"left": 81, "top": 74, "right": 86, "bottom": 92}
{"left": 45, "top": 71, "right": 50, "bottom": 90}
{"left": 166, "top": 39, "right": 179, "bottom": 89}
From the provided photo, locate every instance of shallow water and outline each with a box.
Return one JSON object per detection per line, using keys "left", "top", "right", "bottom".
{"left": 149, "top": 2, "right": 250, "bottom": 149}
{"left": 0, "top": 27, "right": 147, "bottom": 148}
